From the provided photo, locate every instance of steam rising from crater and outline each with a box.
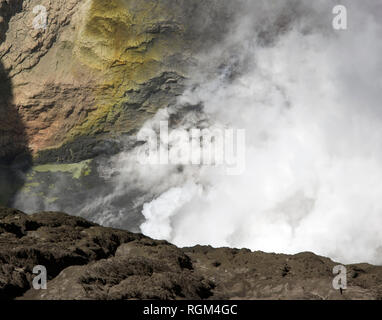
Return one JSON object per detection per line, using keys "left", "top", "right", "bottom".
{"left": 15, "top": 0, "right": 382, "bottom": 265}
{"left": 132, "top": 0, "right": 382, "bottom": 264}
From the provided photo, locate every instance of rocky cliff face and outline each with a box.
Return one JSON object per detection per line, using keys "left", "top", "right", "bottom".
{"left": 0, "top": 0, "right": 233, "bottom": 164}
{"left": 1, "top": 207, "right": 381, "bottom": 300}
{"left": 0, "top": 0, "right": 235, "bottom": 206}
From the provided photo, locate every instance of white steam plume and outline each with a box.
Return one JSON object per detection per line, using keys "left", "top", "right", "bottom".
{"left": 14, "top": 0, "right": 382, "bottom": 265}
{"left": 134, "top": 0, "right": 382, "bottom": 264}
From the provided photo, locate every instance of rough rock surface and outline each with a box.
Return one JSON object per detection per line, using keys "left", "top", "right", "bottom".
{"left": 0, "top": 0, "right": 236, "bottom": 207}
{"left": 0, "top": 0, "right": 234, "bottom": 165}
{"left": 0, "top": 207, "right": 381, "bottom": 300}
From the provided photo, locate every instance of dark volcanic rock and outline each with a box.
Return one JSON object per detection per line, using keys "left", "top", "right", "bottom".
{"left": 22, "top": 239, "right": 214, "bottom": 300}
{"left": 0, "top": 207, "right": 142, "bottom": 299}
{"left": 0, "top": 207, "right": 381, "bottom": 300}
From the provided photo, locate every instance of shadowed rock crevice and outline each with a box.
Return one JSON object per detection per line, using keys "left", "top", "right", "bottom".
{"left": 0, "top": 0, "right": 24, "bottom": 43}
{"left": 0, "top": 61, "right": 32, "bottom": 206}
{"left": 0, "top": 0, "right": 32, "bottom": 206}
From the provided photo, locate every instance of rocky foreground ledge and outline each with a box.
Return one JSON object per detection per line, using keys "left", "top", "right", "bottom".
{"left": 0, "top": 207, "right": 381, "bottom": 300}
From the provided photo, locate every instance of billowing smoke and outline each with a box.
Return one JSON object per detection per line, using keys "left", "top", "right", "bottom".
{"left": 14, "top": 0, "right": 382, "bottom": 265}
{"left": 130, "top": 0, "right": 382, "bottom": 265}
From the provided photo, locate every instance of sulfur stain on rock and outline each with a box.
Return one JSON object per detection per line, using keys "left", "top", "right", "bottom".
{"left": 1, "top": 0, "right": 234, "bottom": 164}
{"left": 33, "top": 160, "right": 92, "bottom": 180}
{"left": 1, "top": 0, "right": 191, "bottom": 164}
{"left": 66, "top": 0, "right": 187, "bottom": 144}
